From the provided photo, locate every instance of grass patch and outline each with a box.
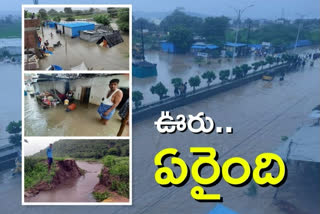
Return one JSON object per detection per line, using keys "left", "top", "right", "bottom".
{"left": 92, "top": 191, "right": 110, "bottom": 202}
{"left": 101, "top": 155, "right": 129, "bottom": 197}
{"left": 24, "top": 157, "right": 56, "bottom": 190}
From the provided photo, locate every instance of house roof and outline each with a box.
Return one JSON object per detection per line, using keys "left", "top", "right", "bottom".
{"left": 58, "top": 22, "right": 95, "bottom": 28}
{"left": 225, "top": 42, "right": 247, "bottom": 47}
{"left": 274, "top": 126, "right": 320, "bottom": 163}
{"left": 191, "top": 43, "right": 219, "bottom": 50}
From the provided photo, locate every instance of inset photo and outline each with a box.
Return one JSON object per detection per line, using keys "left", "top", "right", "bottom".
{"left": 24, "top": 73, "right": 130, "bottom": 137}
{"left": 23, "top": 5, "right": 130, "bottom": 71}
{"left": 23, "top": 138, "right": 130, "bottom": 204}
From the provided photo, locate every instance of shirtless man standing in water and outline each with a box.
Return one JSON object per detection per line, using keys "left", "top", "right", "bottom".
{"left": 97, "top": 79, "right": 123, "bottom": 125}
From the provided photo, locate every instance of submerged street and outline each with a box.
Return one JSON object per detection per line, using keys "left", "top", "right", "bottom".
{"left": 37, "top": 27, "right": 129, "bottom": 70}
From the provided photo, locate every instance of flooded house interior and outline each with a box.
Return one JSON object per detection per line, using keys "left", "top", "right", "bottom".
{"left": 24, "top": 73, "right": 130, "bottom": 136}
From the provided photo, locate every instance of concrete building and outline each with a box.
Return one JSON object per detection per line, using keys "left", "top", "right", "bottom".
{"left": 57, "top": 22, "right": 95, "bottom": 38}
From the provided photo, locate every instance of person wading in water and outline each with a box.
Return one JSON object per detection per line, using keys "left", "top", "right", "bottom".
{"left": 47, "top": 144, "right": 53, "bottom": 173}
{"left": 98, "top": 79, "right": 123, "bottom": 126}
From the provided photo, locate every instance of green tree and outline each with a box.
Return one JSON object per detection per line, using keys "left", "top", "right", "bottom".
{"left": 47, "top": 9, "right": 58, "bottom": 17}
{"left": 53, "top": 16, "right": 61, "bottom": 22}
{"left": 65, "top": 17, "right": 75, "bottom": 21}
{"left": 201, "top": 16, "right": 230, "bottom": 46}
{"left": 94, "top": 14, "right": 111, "bottom": 26}
{"left": 188, "top": 75, "right": 201, "bottom": 92}
{"left": 132, "top": 91, "right": 143, "bottom": 108}
{"left": 171, "top": 77, "right": 183, "bottom": 88}
{"left": 168, "top": 25, "right": 193, "bottom": 53}
{"left": 219, "top": 70, "right": 230, "bottom": 82}
{"left": 108, "top": 148, "right": 121, "bottom": 156}
{"left": 232, "top": 66, "right": 243, "bottom": 79}
{"left": 266, "top": 56, "right": 275, "bottom": 67}
{"left": 64, "top": 7, "right": 73, "bottom": 14}
{"left": 38, "top": 9, "right": 48, "bottom": 20}
{"left": 240, "top": 64, "right": 251, "bottom": 77}
{"left": 6, "top": 121, "right": 21, "bottom": 147}
{"left": 201, "top": 71, "right": 216, "bottom": 86}
{"left": 160, "top": 9, "right": 202, "bottom": 34}
{"left": 117, "top": 8, "right": 129, "bottom": 32}
{"left": 150, "top": 82, "right": 168, "bottom": 100}
{"left": 251, "top": 62, "right": 260, "bottom": 71}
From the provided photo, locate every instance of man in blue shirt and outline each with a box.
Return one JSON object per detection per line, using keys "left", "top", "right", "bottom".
{"left": 47, "top": 144, "right": 53, "bottom": 172}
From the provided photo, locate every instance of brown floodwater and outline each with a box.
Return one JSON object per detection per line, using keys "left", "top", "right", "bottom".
{"left": 25, "top": 161, "right": 102, "bottom": 203}
{"left": 35, "top": 26, "right": 129, "bottom": 70}
{"left": 24, "top": 97, "right": 129, "bottom": 136}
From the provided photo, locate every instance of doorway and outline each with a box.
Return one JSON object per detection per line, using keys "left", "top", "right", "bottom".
{"left": 80, "top": 87, "right": 91, "bottom": 104}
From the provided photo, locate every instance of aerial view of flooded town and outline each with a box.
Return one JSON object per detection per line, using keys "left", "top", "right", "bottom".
{"left": 23, "top": 6, "right": 129, "bottom": 71}
{"left": 0, "top": 0, "right": 320, "bottom": 213}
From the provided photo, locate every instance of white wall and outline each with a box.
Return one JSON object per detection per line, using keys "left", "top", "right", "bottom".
{"left": 65, "top": 27, "right": 72, "bottom": 37}
{"left": 69, "top": 74, "right": 129, "bottom": 105}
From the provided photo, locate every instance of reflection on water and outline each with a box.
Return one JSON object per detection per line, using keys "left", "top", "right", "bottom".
{"left": 24, "top": 95, "right": 128, "bottom": 136}
{"left": 25, "top": 161, "right": 102, "bottom": 203}
{"left": 36, "top": 27, "right": 129, "bottom": 70}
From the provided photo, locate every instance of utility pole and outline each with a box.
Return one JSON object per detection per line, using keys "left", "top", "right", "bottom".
{"left": 230, "top": 4, "right": 254, "bottom": 79}
{"left": 294, "top": 14, "right": 305, "bottom": 52}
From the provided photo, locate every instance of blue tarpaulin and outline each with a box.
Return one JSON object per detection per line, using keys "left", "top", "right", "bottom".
{"left": 225, "top": 42, "right": 247, "bottom": 47}
{"left": 208, "top": 204, "right": 239, "bottom": 214}
{"left": 191, "top": 44, "right": 219, "bottom": 50}
{"left": 160, "top": 41, "right": 175, "bottom": 53}
{"left": 248, "top": 44, "right": 263, "bottom": 49}
{"left": 48, "top": 21, "right": 56, "bottom": 28}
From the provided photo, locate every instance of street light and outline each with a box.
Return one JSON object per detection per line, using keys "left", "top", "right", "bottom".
{"left": 230, "top": 4, "right": 254, "bottom": 79}
{"left": 294, "top": 14, "right": 305, "bottom": 52}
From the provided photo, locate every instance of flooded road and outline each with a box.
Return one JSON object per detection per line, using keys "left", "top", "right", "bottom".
{"left": 26, "top": 161, "right": 102, "bottom": 203}
{"left": 127, "top": 57, "right": 320, "bottom": 213}
{"left": 24, "top": 96, "right": 129, "bottom": 136}
{"left": 134, "top": 46, "right": 320, "bottom": 104}
{"left": 37, "top": 27, "right": 129, "bottom": 70}
{"left": 0, "top": 63, "right": 21, "bottom": 146}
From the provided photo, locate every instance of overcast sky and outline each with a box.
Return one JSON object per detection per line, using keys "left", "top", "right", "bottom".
{"left": 24, "top": 137, "right": 57, "bottom": 156}
{"left": 3, "top": 0, "right": 320, "bottom": 19}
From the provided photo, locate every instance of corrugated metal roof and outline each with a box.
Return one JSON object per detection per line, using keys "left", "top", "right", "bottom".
{"left": 274, "top": 126, "right": 320, "bottom": 163}
{"left": 191, "top": 43, "right": 219, "bottom": 50}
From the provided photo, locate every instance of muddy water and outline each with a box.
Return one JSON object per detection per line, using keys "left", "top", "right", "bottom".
{"left": 24, "top": 97, "right": 129, "bottom": 136}
{"left": 127, "top": 57, "right": 320, "bottom": 213}
{"left": 37, "top": 27, "right": 129, "bottom": 70}
{"left": 26, "top": 161, "right": 102, "bottom": 203}
{"left": 134, "top": 46, "right": 320, "bottom": 104}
